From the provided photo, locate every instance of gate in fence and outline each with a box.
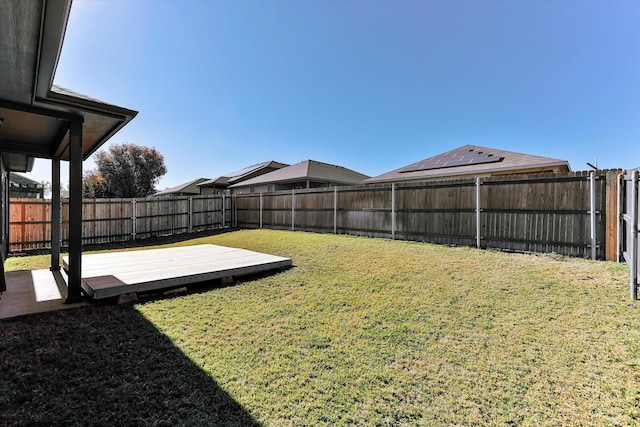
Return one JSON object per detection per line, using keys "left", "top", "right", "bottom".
{"left": 619, "top": 168, "right": 640, "bottom": 299}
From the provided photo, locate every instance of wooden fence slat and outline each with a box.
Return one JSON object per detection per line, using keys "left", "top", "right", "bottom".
{"left": 9, "top": 171, "right": 619, "bottom": 260}
{"left": 233, "top": 171, "right": 617, "bottom": 260}
{"left": 9, "top": 195, "right": 230, "bottom": 250}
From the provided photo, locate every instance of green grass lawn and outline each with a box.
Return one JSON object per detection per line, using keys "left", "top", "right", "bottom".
{"left": 2, "top": 229, "right": 639, "bottom": 425}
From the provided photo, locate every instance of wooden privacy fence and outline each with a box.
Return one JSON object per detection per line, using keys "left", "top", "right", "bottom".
{"left": 618, "top": 168, "right": 640, "bottom": 299}
{"left": 9, "top": 195, "right": 231, "bottom": 251}
{"left": 234, "top": 171, "right": 620, "bottom": 260}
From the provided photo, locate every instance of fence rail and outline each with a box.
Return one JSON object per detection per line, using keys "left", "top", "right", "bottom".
{"left": 9, "top": 195, "right": 231, "bottom": 251}
{"left": 234, "top": 171, "right": 620, "bottom": 260}
{"left": 618, "top": 169, "right": 640, "bottom": 299}
{"left": 10, "top": 171, "right": 620, "bottom": 262}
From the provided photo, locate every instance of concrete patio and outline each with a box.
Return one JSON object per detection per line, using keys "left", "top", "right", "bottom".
{"left": 0, "top": 269, "right": 89, "bottom": 319}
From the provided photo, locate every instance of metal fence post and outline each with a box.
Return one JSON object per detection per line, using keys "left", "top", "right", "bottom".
{"left": 631, "top": 171, "right": 639, "bottom": 300}
{"left": 259, "top": 192, "right": 263, "bottom": 229}
{"left": 391, "top": 183, "right": 396, "bottom": 239}
{"left": 590, "top": 171, "right": 597, "bottom": 260}
{"left": 132, "top": 198, "right": 137, "bottom": 241}
{"left": 476, "top": 177, "right": 482, "bottom": 249}
{"left": 292, "top": 189, "right": 295, "bottom": 231}
{"left": 233, "top": 193, "right": 237, "bottom": 227}
{"left": 617, "top": 173, "right": 623, "bottom": 262}
{"left": 222, "top": 194, "right": 226, "bottom": 228}
{"left": 189, "top": 196, "right": 193, "bottom": 233}
{"left": 333, "top": 186, "right": 338, "bottom": 234}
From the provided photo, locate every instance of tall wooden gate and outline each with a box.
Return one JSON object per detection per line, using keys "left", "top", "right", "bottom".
{"left": 619, "top": 168, "right": 640, "bottom": 299}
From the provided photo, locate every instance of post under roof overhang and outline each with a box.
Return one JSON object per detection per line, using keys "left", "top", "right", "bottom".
{"left": 0, "top": 0, "right": 138, "bottom": 302}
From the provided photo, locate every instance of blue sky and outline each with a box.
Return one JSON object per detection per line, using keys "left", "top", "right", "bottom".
{"left": 28, "top": 0, "right": 640, "bottom": 190}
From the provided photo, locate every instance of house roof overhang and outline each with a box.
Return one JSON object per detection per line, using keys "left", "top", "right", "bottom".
{"left": 0, "top": 0, "right": 137, "bottom": 172}
{"left": 364, "top": 145, "right": 572, "bottom": 184}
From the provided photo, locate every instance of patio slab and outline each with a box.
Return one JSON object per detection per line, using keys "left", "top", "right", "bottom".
{"left": 0, "top": 269, "right": 89, "bottom": 320}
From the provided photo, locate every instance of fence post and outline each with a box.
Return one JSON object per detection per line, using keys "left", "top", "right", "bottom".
{"left": 222, "top": 194, "right": 226, "bottom": 228}
{"left": 333, "top": 186, "right": 338, "bottom": 234}
{"left": 132, "top": 198, "right": 137, "bottom": 241}
{"left": 189, "top": 196, "right": 193, "bottom": 233}
{"left": 291, "top": 188, "right": 296, "bottom": 231}
{"left": 631, "top": 171, "right": 639, "bottom": 300}
{"left": 233, "top": 194, "right": 237, "bottom": 227}
{"left": 590, "top": 171, "right": 597, "bottom": 260}
{"left": 617, "top": 173, "right": 624, "bottom": 262}
{"left": 391, "top": 183, "right": 396, "bottom": 239}
{"left": 259, "top": 193, "right": 263, "bottom": 229}
{"left": 291, "top": 189, "right": 296, "bottom": 231}
{"left": 476, "top": 177, "right": 482, "bottom": 249}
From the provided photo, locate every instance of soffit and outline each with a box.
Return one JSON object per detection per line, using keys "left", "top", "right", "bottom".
{"left": 0, "top": 0, "right": 137, "bottom": 172}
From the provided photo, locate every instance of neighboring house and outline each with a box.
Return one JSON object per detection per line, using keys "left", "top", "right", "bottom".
{"left": 154, "top": 178, "right": 211, "bottom": 197}
{"left": 365, "top": 145, "right": 571, "bottom": 184}
{"left": 9, "top": 173, "right": 44, "bottom": 198}
{"left": 230, "top": 160, "right": 370, "bottom": 194}
{"left": 197, "top": 161, "right": 289, "bottom": 195}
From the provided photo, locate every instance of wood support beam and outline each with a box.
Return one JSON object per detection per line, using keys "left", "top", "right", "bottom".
{"left": 50, "top": 157, "right": 61, "bottom": 271}
{"left": 0, "top": 99, "right": 79, "bottom": 121}
{"left": 65, "top": 118, "right": 83, "bottom": 303}
{"left": 0, "top": 140, "right": 56, "bottom": 158}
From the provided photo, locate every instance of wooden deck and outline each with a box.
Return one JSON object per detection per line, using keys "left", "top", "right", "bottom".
{"left": 62, "top": 244, "right": 292, "bottom": 300}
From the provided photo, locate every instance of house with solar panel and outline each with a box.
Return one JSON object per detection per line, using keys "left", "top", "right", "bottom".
{"left": 365, "top": 145, "right": 571, "bottom": 184}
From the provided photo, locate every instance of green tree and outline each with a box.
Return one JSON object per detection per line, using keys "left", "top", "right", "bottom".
{"left": 82, "top": 170, "right": 108, "bottom": 198}
{"left": 84, "top": 143, "right": 167, "bottom": 198}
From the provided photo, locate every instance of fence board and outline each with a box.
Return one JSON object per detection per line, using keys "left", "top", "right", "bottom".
{"left": 232, "top": 171, "right": 617, "bottom": 259}
{"left": 10, "top": 171, "right": 619, "bottom": 260}
{"left": 9, "top": 195, "right": 230, "bottom": 251}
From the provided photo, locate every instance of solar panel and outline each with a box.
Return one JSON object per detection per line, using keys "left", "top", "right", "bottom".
{"left": 224, "top": 162, "right": 270, "bottom": 179}
{"left": 398, "top": 147, "right": 503, "bottom": 173}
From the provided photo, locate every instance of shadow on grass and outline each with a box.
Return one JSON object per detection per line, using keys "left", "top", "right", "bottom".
{"left": 0, "top": 305, "right": 260, "bottom": 426}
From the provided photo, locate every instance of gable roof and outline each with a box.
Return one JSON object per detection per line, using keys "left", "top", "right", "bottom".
{"left": 365, "top": 145, "right": 571, "bottom": 184}
{"left": 198, "top": 161, "right": 289, "bottom": 188}
{"left": 155, "top": 178, "right": 211, "bottom": 196}
{"left": 230, "top": 160, "right": 370, "bottom": 188}
{"left": 9, "top": 172, "right": 43, "bottom": 188}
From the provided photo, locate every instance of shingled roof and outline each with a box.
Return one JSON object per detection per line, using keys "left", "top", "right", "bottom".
{"left": 198, "top": 161, "right": 289, "bottom": 188}
{"left": 155, "top": 178, "right": 211, "bottom": 196}
{"left": 365, "top": 145, "right": 571, "bottom": 184}
{"left": 230, "top": 160, "right": 370, "bottom": 188}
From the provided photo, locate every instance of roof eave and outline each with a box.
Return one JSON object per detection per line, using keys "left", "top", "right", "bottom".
{"left": 34, "top": 0, "right": 72, "bottom": 101}
{"left": 366, "top": 161, "right": 571, "bottom": 184}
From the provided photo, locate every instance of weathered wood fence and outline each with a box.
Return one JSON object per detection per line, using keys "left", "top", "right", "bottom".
{"left": 618, "top": 168, "right": 640, "bottom": 299}
{"left": 9, "top": 195, "right": 231, "bottom": 251}
{"left": 234, "top": 171, "right": 620, "bottom": 260}
{"left": 10, "top": 171, "right": 621, "bottom": 261}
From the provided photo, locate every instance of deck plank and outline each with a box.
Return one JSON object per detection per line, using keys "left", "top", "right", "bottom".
{"left": 62, "top": 244, "right": 292, "bottom": 299}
